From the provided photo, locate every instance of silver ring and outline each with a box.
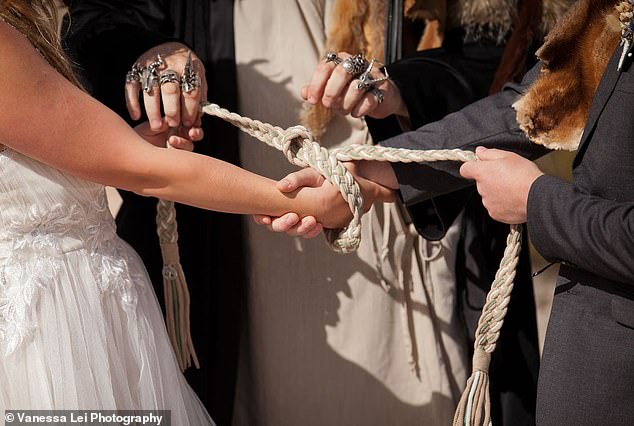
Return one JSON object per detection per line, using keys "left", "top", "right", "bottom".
{"left": 142, "top": 54, "right": 165, "bottom": 94}
{"left": 341, "top": 54, "right": 369, "bottom": 77}
{"left": 356, "top": 59, "right": 390, "bottom": 91}
{"left": 126, "top": 63, "right": 143, "bottom": 84}
{"left": 181, "top": 52, "right": 201, "bottom": 93}
{"left": 323, "top": 51, "right": 342, "bottom": 65}
{"left": 370, "top": 87, "right": 384, "bottom": 104}
{"left": 159, "top": 69, "right": 180, "bottom": 86}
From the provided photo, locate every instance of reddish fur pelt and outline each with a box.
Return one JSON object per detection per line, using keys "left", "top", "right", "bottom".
{"left": 301, "top": 0, "right": 575, "bottom": 138}
{"left": 514, "top": 0, "right": 621, "bottom": 150}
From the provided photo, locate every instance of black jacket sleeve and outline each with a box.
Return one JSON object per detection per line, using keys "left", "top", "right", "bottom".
{"left": 382, "top": 63, "right": 549, "bottom": 207}
{"left": 527, "top": 175, "right": 634, "bottom": 285}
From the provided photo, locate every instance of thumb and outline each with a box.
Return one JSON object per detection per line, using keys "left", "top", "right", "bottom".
{"left": 276, "top": 168, "right": 325, "bottom": 192}
{"left": 459, "top": 161, "right": 480, "bottom": 180}
{"left": 475, "top": 146, "right": 508, "bottom": 161}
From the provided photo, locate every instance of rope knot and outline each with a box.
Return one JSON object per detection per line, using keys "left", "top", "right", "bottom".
{"left": 281, "top": 125, "right": 314, "bottom": 167}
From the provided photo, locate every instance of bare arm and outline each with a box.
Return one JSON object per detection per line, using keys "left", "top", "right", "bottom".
{"left": 0, "top": 22, "right": 348, "bottom": 227}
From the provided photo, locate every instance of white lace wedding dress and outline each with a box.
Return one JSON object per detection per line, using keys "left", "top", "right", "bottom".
{"left": 0, "top": 147, "right": 214, "bottom": 425}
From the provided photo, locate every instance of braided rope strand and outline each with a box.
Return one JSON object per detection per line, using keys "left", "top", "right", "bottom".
{"left": 202, "top": 103, "right": 521, "bottom": 424}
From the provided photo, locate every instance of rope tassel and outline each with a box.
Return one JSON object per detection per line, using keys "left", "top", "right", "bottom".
{"left": 454, "top": 350, "right": 492, "bottom": 426}
{"left": 157, "top": 199, "right": 199, "bottom": 371}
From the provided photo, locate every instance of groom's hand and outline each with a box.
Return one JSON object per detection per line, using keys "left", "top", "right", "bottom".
{"left": 459, "top": 147, "right": 543, "bottom": 224}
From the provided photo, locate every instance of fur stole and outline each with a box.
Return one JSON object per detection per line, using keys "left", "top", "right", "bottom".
{"left": 513, "top": 0, "right": 621, "bottom": 150}
{"left": 302, "top": 0, "right": 574, "bottom": 138}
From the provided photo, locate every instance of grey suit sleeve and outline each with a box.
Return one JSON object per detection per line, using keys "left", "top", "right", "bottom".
{"left": 381, "top": 63, "right": 549, "bottom": 206}
{"left": 527, "top": 175, "right": 634, "bottom": 285}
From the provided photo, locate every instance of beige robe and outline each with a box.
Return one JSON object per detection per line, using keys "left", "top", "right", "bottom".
{"left": 232, "top": 1, "right": 468, "bottom": 424}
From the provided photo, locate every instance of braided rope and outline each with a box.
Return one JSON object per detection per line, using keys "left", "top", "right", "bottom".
{"left": 202, "top": 103, "right": 522, "bottom": 425}
{"left": 157, "top": 182, "right": 199, "bottom": 371}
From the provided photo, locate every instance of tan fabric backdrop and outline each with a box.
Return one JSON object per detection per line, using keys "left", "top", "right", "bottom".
{"left": 232, "top": 1, "right": 469, "bottom": 424}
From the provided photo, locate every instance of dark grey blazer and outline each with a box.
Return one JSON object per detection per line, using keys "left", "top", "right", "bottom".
{"left": 383, "top": 46, "right": 634, "bottom": 425}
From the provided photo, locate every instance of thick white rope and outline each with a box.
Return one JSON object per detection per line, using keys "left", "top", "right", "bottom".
{"left": 201, "top": 102, "right": 522, "bottom": 425}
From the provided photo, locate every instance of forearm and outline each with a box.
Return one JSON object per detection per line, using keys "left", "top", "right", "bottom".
{"left": 527, "top": 176, "right": 634, "bottom": 285}
{"left": 0, "top": 25, "right": 309, "bottom": 219}
{"left": 122, "top": 147, "right": 311, "bottom": 217}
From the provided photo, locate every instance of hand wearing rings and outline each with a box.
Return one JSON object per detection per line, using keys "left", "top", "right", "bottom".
{"left": 125, "top": 42, "right": 207, "bottom": 130}
{"left": 303, "top": 50, "right": 407, "bottom": 119}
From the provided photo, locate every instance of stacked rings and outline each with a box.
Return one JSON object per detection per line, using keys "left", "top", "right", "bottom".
{"left": 126, "top": 52, "right": 202, "bottom": 94}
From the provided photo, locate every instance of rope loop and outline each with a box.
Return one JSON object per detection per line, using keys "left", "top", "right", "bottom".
{"left": 200, "top": 103, "right": 524, "bottom": 424}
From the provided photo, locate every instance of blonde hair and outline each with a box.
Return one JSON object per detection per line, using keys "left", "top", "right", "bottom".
{"left": 0, "top": 0, "right": 81, "bottom": 87}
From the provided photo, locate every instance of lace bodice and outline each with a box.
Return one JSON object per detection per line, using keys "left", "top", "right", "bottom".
{"left": 0, "top": 149, "right": 144, "bottom": 354}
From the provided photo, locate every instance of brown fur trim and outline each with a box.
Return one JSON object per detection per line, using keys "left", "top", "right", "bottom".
{"left": 513, "top": 0, "right": 621, "bottom": 151}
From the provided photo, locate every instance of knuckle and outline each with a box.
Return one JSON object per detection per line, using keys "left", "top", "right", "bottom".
{"left": 183, "top": 88, "right": 200, "bottom": 99}
{"left": 161, "top": 82, "right": 180, "bottom": 95}
{"left": 322, "top": 96, "right": 334, "bottom": 108}
{"left": 316, "top": 62, "right": 332, "bottom": 74}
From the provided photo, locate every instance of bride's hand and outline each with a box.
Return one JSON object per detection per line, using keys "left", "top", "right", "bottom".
{"left": 134, "top": 119, "right": 204, "bottom": 151}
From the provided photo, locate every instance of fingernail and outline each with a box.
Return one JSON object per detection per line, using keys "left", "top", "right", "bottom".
{"left": 151, "top": 119, "right": 162, "bottom": 129}
{"left": 476, "top": 146, "right": 487, "bottom": 153}
{"left": 286, "top": 216, "right": 296, "bottom": 225}
{"left": 280, "top": 179, "right": 291, "bottom": 190}
{"left": 308, "top": 96, "right": 317, "bottom": 104}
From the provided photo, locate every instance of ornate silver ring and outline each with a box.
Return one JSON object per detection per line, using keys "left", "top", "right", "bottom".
{"left": 356, "top": 59, "right": 390, "bottom": 91}
{"left": 159, "top": 69, "right": 180, "bottom": 86}
{"left": 181, "top": 52, "right": 201, "bottom": 94}
{"left": 323, "top": 51, "right": 342, "bottom": 65}
{"left": 370, "top": 87, "right": 384, "bottom": 104}
{"left": 341, "top": 54, "right": 369, "bottom": 77}
{"left": 142, "top": 54, "right": 165, "bottom": 94}
{"left": 125, "top": 63, "right": 143, "bottom": 84}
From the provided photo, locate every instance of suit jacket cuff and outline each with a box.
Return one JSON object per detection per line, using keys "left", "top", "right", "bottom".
{"left": 526, "top": 174, "right": 570, "bottom": 264}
